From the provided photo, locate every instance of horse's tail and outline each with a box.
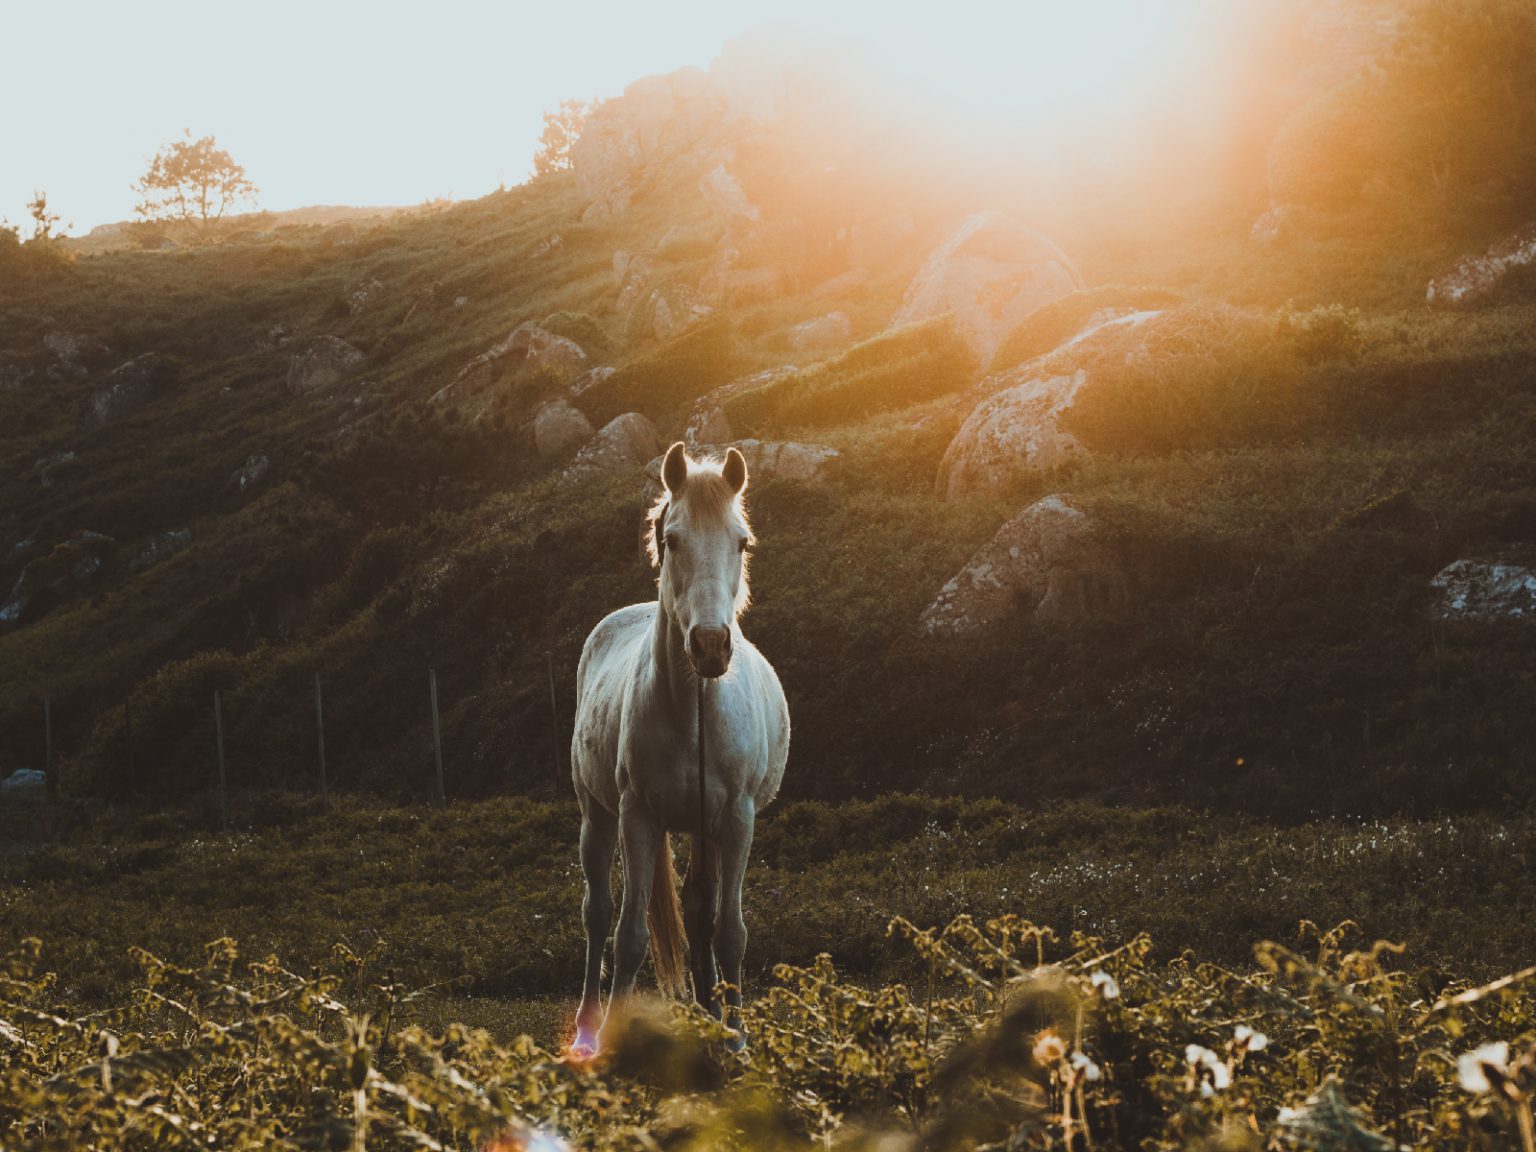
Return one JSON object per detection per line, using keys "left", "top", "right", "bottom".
{"left": 647, "top": 834, "right": 689, "bottom": 998}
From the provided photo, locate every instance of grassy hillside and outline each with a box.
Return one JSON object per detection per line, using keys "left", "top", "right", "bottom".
{"left": 4, "top": 1, "right": 1536, "bottom": 824}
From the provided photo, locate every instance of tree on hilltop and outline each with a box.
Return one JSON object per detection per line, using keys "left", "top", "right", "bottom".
{"left": 532, "top": 99, "right": 592, "bottom": 178}
{"left": 133, "top": 131, "right": 258, "bottom": 224}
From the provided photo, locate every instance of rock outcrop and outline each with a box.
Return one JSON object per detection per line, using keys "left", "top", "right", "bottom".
{"left": 82, "top": 353, "right": 176, "bottom": 429}
{"left": 287, "top": 337, "right": 365, "bottom": 396}
{"left": 683, "top": 367, "right": 797, "bottom": 446}
{"left": 789, "top": 311, "right": 853, "bottom": 357}
{"left": 233, "top": 454, "right": 271, "bottom": 495}
{"left": 936, "top": 311, "right": 1161, "bottom": 501}
{"left": 1, "top": 531, "right": 118, "bottom": 627}
{"left": 921, "top": 496, "right": 1124, "bottom": 635}
{"left": 561, "top": 413, "right": 662, "bottom": 484}
{"left": 130, "top": 528, "right": 193, "bottom": 573}
{"left": 533, "top": 399, "right": 595, "bottom": 459}
{"left": 892, "top": 212, "right": 1083, "bottom": 364}
{"left": 1427, "top": 224, "right": 1536, "bottom": 308}
{"left": 1430, "top": 559, "right": 1536, "bottom": 621}
{"left": 431, "top": 323, "right": 587, "bottom": 413}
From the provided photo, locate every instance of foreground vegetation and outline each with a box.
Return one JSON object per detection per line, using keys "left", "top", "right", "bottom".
{"left": 4, "top": 793, "right": 1536, "bottom": 1149}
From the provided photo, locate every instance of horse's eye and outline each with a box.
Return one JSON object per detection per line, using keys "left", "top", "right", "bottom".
{"left": 738, "top": 539, "right": 749, "bottom": 554}
{"left": 664, "top": 535, "right": 681, "bottom": 554}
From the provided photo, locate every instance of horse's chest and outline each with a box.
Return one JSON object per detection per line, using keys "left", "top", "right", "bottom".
{"left": 622, "top": 726, "right": 760, "bottom": 830}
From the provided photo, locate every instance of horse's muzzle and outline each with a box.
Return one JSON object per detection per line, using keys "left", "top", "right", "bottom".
{"left": 688, "top": 626, "right": 732, "bottom": 678}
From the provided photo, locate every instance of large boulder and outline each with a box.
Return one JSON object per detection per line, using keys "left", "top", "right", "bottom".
{"left": 232, "top": 454, "right": 271, "bottom": 495}
{"left": 287, "top": 337, "right": 365, "bottom": 396}
{"left": 533, "top": 399, "right": 595, "bottom": 459}
{"left": 921, "top": 496, "right": 1124, "bottom": 635}
{"left": 81, "top": 353, "right": 176, "bottom": 429}
{"left": 562, "top": 413, "right": 662, "bottom": 484}
{"left": 936, "top": 310, "right": 1162, "bottom": 501}
{"left": 892, "top": 212, "right": 1083, "bottom": 364}
{"left": 431, "top": 323, "right": 586, "bottom": 412}
{"left": 613, "top": 252, "right": 714, "bottom": 341}
{"left": 683, "top": 366, "right": 797, "bottom": 446}
{"left": 1430, "top": 559, "right": 1536, "bottom": 622}
{"left": 1427, "top": 224, "right": 1536, "bottom": 308}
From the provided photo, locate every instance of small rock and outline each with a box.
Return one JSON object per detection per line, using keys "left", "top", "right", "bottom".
{"left": 788, "top": 311, "right": 853, "bottom": 356}
{"left": 562, "top": 413, "right": 662, "bottom": 484}
{"left": 1250, "top": 204, "right": 1297, "bottom": 246}
{"left": 453, "top": 295, "right": 469, "bottom": 310}
{"left": 531, "top": 234, "right": 563, "bottom": 259}
{"left": 343, "top": 279, "right": 385, "bottom": 314}
{"left": 0, "top": 769, "right": 46, "bottom": 796}
{"left": 1430, "top": 559, "right": 1536, "bottom": 621}
{"left": 287, "top": 337, "right": 365, "bottom": 396}
{"left": 534, "top": 399, "right": 595, "bottom": 459}
{"left": 233, "top": 454, "right": 271, "bottom": 494}
{"left": 130, "top": 528, "right": 193, "bottom": 573}
{"left": 921, "top": 496, "right": 1125, "bottom": 635}
{"left": 699, "top": 163, "right": 760, "bottom": 226}
{"left": 35, "top": 450, "right": 77, "bottom": 488}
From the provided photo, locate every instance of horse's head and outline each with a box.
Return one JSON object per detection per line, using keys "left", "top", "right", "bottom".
{"left": 649, "top": 441, "right": 752, "bottom": 679}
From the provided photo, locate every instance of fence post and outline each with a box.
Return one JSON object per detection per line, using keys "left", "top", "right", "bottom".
{"left": 546, "top": 651, "right": 563, "bottom": 789}
{"left": 214, "top": 689, "right": 228, "bottom": 832}
{"left": 429, "top": 669, "right": 445, "bottom": 811}
{"left": 43, "top": 697, "right": 55, "bottom": 799}
{"left": 124, "top": 698, "right": 135, "bottom": 798}
{"left": 314, "top": 673, "right": 330, "bottom": 812}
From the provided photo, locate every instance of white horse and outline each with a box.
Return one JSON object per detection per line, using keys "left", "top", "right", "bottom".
{"left": 569, "top": 442, "right": 790, "bottom": 1056}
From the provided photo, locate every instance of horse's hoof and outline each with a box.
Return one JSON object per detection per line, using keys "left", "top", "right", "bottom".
{"left": 724, "top": 1029, "right": 748, "bottom": 1055}
{"left": 567, "top": 1027, "right": 600, "bottom": 1062}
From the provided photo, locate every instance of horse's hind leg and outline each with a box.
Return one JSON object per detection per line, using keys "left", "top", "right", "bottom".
{"left": 714, "top": 795, "right": 756, "bottom": 1048}
{"left": 683, "top": 834, "right": 719, "bottom": 1014}
{"left": 573, "top": 797, "right": 618, "bottom": 1056}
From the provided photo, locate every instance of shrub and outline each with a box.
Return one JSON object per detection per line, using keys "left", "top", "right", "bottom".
{"left": 1276, "top": 301, "right": 1363, "bottom": 363}
{"left": 724, "top": 316, "right": 975, "bottom": 433}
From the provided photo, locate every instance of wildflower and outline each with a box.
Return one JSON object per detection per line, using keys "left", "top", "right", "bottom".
{"left": 1033, "top": 1029, "right": 1067, "bottom": 1065}
{"left": 1457, "top": 1041, "right": 1510, "bottom": 1094}
{"left": 1234, "top": 1024, "right": 1268, "bottom": 1052}
{"left": 1186, "top": 1043, "right": 1231, "bottom": 1096}
{"left": 1069, "top": 1049, "right": 1102, "bottom": 1081}
{"left": 1089, "top": 969, "right": 1120, "bottom": 1000}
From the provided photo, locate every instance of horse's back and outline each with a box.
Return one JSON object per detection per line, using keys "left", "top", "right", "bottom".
{"left": 572, "top": 603, "right": 655, "bottom": 813}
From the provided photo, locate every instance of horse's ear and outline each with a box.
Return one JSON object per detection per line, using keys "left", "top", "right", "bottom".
{"left": 662, "top": 442, "right": 688, "bottom": 496}
{"left": 723, "top": 446, "right": 748, "bottom": 495}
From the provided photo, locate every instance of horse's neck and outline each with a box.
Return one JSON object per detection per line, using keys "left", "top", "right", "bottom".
{"left": 648, "top": 601, "right": 696, "bottom": 720}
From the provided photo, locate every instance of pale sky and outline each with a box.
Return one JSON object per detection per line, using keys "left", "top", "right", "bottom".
{"left": 1, "top": 0, "right": 1220, "bottom": 234}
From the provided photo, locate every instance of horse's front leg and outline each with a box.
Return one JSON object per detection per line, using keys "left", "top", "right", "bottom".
{"left": 714, "top": 794, "right": 756, "bottom": 1048}
{"left": 573, "top": 798, "right": 618, "bottom": 1057}
{"left": 603, "top": 794, "right": 663, "bottom": 1036}
{"left": 683, "top": 833, "right": 719, "bottom": 1015}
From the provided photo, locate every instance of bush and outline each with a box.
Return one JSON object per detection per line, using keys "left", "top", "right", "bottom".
{"left": 539, "top": 310, "right": 610, "bottom": 357}
{"left": 1276, "top": 301, "right": 1363, "bottom": 363}
{"left": 724, "top": 316, "right": 975, "bottom": 433}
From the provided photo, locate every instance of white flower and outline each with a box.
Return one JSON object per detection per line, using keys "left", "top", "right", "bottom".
{"left": 1090, "top": 970, "right": 1120, "bottom": 1000}
{"left": 1458, "top": 1042, "right": 1510, "bottom": 1094}
{"left": 1234, "top": 1024, "right": 1268, "bottom": 1052}
{"left": 1070, "top": 1049, "right": 1102, "bottom": 1081}
{"left": 1186, "top": 1043, "right": 1231, "bottom": 1094}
